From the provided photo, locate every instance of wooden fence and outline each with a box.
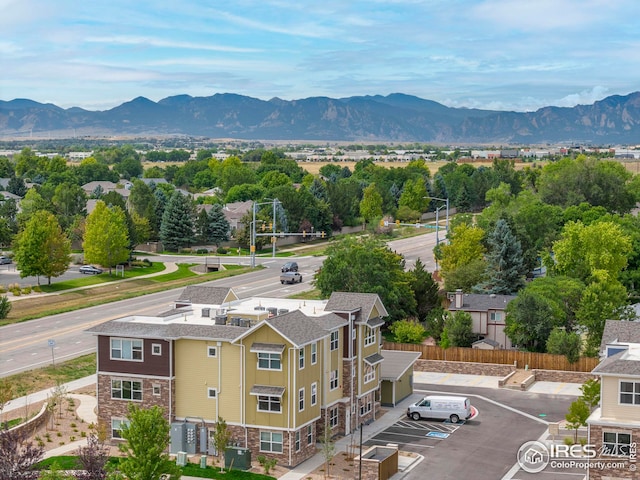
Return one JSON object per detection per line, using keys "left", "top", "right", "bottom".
{"left": 382, "top": 341, "right": 600, "bottom": 372}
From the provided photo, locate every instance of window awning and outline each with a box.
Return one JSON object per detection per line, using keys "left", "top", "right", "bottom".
{"left": 250, "top": 385, "right": 285, "bottom": 397}
{"left": 364, "top": 353, "right": 384, "bottom": 366}
{"left": 366, "top": 317, "right": 385, "bottom": 328}
{"left": 250, "top": 342, "right": 285, "bottom": 354}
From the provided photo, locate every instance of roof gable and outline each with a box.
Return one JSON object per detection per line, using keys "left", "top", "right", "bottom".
{"left": 325, "top": 292, "right": 388, "bottom": 320}
{"left": 600, "top": 320, "right": 640, "bottom": 354}
{"left": 448, "top": 293, "right": 515, "bottom": 312}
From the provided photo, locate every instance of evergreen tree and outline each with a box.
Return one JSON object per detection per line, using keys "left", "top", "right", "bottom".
{"left": 6, "top": 176, "right": 26, "bottom": 197}
{"left": 153, "top": 188, "right": 168, "bottom": 236}
{"left": 410, "top": 258, "right": 441, "bottom": 323}
{"left": 443, "top": 311, "right": 475, "bottom": 347}
{"left": 195, "top": 208, "right": 212, "bottom": 244}
{"left": 208, "top": 203, "right": 230, "bottom": 247}
{"left": 476, "top": 218, "right": 526, "bottom": 294}
{"left": 160, "top": 191, "right": 195, "bottom": 251}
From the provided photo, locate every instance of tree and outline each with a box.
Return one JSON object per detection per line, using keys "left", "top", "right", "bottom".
{"left": 314, "top": 236, "right": 416, "bottom": 322}
{"left": 359, "top": 183, "right": 383, "bottom": 224}
{"left": 580, "top": 379, "right": 601, "bottom": 412}
{"left": 546, "top": 327, "right": 582, "bottom": 364}
{"left": 398, "top": 177, "right": 429, "bottom": 212}
{"left": 320, "top": 427, "right": 335, "bottom": 479}
{"left": 207, "top": 204, "right": 230, "bottom": 247}
{"left": 0, "top": 296, "right": 11, "bottom": 320}
{"left": 38, "top": 462, "right": 76, "bottom": 480}
{"left": 410, "top": 258, "right": 441, "bottom": 323}
{"left": 390, "top": 320, "right": 426, "bottom": 343}
{"left": 13, "top": 210, "right": 71, "bottom": 285}
{"left": 443, "top": 311, "right": 475, "bottom": 347}
{"left": 475, "top": 219, "right": 526, "bottom": 294}
{"left": 438, "top": 223, "right": 486, "bottom": 288}
{"left": 83, "top": 201, "right": 130, "bottom": 274}
{"left": 160, "top": 191, "right": 196, "bottom": 252}
{"left": 118, "top": 403, "right": 181, "bottom": 480}
{"left": 0, "top": 427, "right": 44, "bottom": 480}
{"left": 565, "top": 398, "right": 590, "bottom": 444}
{"left": 212, "top": 416, "right": 231, "bottom": 468}
{"left": 505, "top": 290, "right": 557, "bottom": 352}
{"left": 75, "top": 431, "right": 110, "bottom": 480}
{"left": 6, "top": 176, "right": 27, "bottom": 197}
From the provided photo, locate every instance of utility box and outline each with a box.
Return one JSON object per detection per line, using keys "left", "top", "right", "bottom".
{"left": 170, "top": 423, "right": 185, "bottom": 454}
{"left": 185, "top": 423, "right": 197, "bottom": 455}
{"left": 199, "top": 426, "right": 208, "bottom": 454}
{"left": 225, "top": 446, "right": 251, "bottom": 471}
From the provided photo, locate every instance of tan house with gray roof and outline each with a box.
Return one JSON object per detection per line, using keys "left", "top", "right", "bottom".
{"left": 86, "top": 288, "right": 390, "bottom": 467}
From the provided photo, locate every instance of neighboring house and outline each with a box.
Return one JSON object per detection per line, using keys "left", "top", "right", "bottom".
{"left": 223, "top": 200, "right": 253, "bottom": 231}
{"left": 140, "top": 178, "right": 168, "bottom": 187}
{"left": 447, "top": 290, "right": 515, "bottom": 349}
{"left": 85, "top": 288, "right": 389, "bottom": 467}
{"left": 586, "top": 320, "right": 640, "bottom": 479}
{"left": 81, "top": 181, "right": 132, "bottom": 198}
{"left": 471, "top": 338, "right": 500, "bottom": 350}
{"left": 379, "top": 350, "right": 421, "bottom": 407}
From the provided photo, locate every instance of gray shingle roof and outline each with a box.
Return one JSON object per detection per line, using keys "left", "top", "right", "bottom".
{"left": 250, "top": 385, "right": 285, "bottom": 396}
{"left": 177, "top": 286, "right": 236, "bottom": 305}
{"left": 472, "top": 338, "right": 500, "bottom": 347}
{"left": 364, "top": 353, "right": 384, "bottom": 366}
{"left": 325, "top": 292, "right": 388, "bottom": 320}
{"left": 600, "top": 320, "right": 640, "bottom": 353}
{"left": 250, "top": 342, "right": 285, "bottom": 353}
{"left": 311, "top": 313, "right": 350, "bottom": 331}
{"left": 448, "top": 293, "right": 515, "bottom": 311}
{"left": 380, "top": 350, "right": 421, "bottom": 381}
{"left": 592, "top": 350, "right": 640, "bottom": 377}
{"left": 85, "top": 319, "right": 246, "bottom": 341}
{"left": 265, "top": 310, "right": 329, "bottom": 347}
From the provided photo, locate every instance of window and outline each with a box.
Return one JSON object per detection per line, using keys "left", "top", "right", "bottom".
{"left": 352, "top": 328, "right": 356, "bottom": 340}
{"left": 330, "top": 370, "right": 339, "bottom": 390}
{"left": 352, "top": 365, "right": 356, "bottom": 378}
{"left": 299, "top": 388, "right": 305, "bottom": 411}
{"left": 152, "top": 343, "right": 162, "bottom": 356}
{"left": 311, "top": 343, "right": 317, "bottom": 364}
{"left": 111, "top": 418, "right": 130, "bottom": 439}
{"left": 258, "top": 352, "right": 281, "bottom": 370}
{"left": 260, "top": 431, "right": 283, "bottom": 453}
{"left": 311, "top": 383, "right": 317, "bottom": 406}
{"left": 329, "top": 407, "right": 338, "bottom": 428}
{"left": 258, "top": 395, "right": 281, "bottom": 413}
{"left": 620, "top": 381, "right": 640, "bottom": 405}
{"left": 111, "top": 379, "right": 142, "bottom": 401}
{"left": 207, "top": 387, "right": 217, "bottom": 399}
{"left": 207, "top": 346, "right": 217, "bottom": 357}
{"left": 364, "top": 327, "right": 376, "bottom": 346}
{"left": 603, "top": 431, "right": 631, "bottom": 456}
{"left": 364, "top": 365, "right": 375, "bottom": 383}
{"left": 202, "top": 308, "right": 210, "bottom": 317}
{"left": 152, "top": 384, "right": 161, "bottom": 396}
{"left": 490, "top": 312, "right": 502, "bottom": 322}
{"left": 110, "top": 338, "right": 143, "bottom": 361}
{"left": 299, "top": 348, "right": 305, "bottom": 370}
{"left": 295, "top": 430, "right": 301, "bottom": 452}
{"left": 307, "top": 425, "right": 313, "bottom": 445}
{"left": 330, "top": 331, "right": 339, "bottom": 351}
{"left": 360, "top": 398, "right": 372, "bottom": 416}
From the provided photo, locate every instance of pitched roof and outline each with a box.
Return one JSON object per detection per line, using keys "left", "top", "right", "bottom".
{"left": 264, "top": 310, "right": 330, "bottom": 347}
{"left": 592, "top": 348, "right": 640, "bottom": 377}
{"left": 177, "top": 286, "right": 237, "bottom": 305}
{"left": 448, "top": 293, "right": 515, "bottom": 312}
{"left": 380, "top": 350, "right": 421, "bottom": 381}
{"left": 325, "top": 292, "right": 388, "bottom": 320}
{"left": 364, "top": 352, "right": 384, "bottom": 366}
{"left": 600, "top": 320, "right": 640, "bottom": 353}
{"left": 85, "top": 318, "right": 247, "bottom": 341}
{"left": 472, "top": 338, "right": 500, "bottom": 347}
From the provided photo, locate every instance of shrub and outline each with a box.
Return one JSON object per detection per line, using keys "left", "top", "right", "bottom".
{"left": 0, "top": 295, "right": 11, "bottom": 319}
{"left": 217, "top": 246, "right": 228, "bottom": 255}
{"left": 390, "top": 319, "right": 426, "bottom": 344}
{"left": 180, "top": 248, "right": 192, "bottom": 254}
{"left": 196, "top": 248, "right": 209, "bottom": 254}
{"left": 21, "top": 286, "right": 32, "bottom": 295}
{"left": 11, "top": 288, "right": 21, "bottom": 296}
{"left": 257, "top": 455, "right": 277, "bottom": 475}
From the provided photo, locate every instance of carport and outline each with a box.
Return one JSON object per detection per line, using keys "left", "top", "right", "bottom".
{"left": 380, "top": 350, "right": 421, "bottom": 407}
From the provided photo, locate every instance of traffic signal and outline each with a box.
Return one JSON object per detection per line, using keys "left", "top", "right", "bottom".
{"left": 261, "top": 223, "right": 266, "bottom": 231}
{"left": 302, "top": 230, "right": 306, "bottom": 238}
{"left": 321, "top": 231, "right": 326, "bottom": 238}
{"left": 379, "top": 219, "right": 384, "bottom": 227}
{"left": 268, "top": 222, "right": 273, "bottom": 230}
{"left": 396, "top": 219, "right": 400, "bottom": 226}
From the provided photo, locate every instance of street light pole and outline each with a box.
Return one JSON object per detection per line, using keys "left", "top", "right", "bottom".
{"left": 250, "top": 201, "right": 256, "bottom": 268}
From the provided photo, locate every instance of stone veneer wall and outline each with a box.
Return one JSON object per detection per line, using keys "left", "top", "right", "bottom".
{"left": 533, "top": 370, "right": 597, "bottom": 384}
{"left": 97, "top": 375, "right": 171, "bottom": 442}
{"left": 414, "top": 359, "right": 515, "bottom": 376}
{"left": 244, "top": 425, "right": 317, "bottom": 467}
{"left": 587, "top": 424, "right": 638, "bottom": 480}
{"left": 8, "top": 403, "right": 49, "bottom": 438}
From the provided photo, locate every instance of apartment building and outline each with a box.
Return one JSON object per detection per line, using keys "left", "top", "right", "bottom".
{"left": 586, "top": 320, "right": 640, "bottom": 479}
{"left": 85, "top": 286, "right": 389, "bottom": 467}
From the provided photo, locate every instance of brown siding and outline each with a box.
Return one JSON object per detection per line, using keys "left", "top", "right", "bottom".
{"left": 97, "top": 335, "right": 170, "bottom": 376}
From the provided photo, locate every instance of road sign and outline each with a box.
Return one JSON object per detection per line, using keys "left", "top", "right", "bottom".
{"left": 48, "top": 339, "right": 56, "bottom": 348}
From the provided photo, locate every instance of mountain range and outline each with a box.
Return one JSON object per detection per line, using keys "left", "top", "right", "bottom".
{"left": 1, "top": 92, "right": 640, "bottom": 144}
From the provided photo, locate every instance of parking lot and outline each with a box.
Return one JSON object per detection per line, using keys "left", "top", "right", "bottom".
{"left": 366, "top": 391, "right": 582, "bottom": 480}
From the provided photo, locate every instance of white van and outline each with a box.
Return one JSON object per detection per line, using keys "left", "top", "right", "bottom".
{"left": 406, "top": 395, "right": 471, "bottom": 423}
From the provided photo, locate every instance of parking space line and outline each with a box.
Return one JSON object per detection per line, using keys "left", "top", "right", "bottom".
{"left": 367, "top": 438, "right": 434, "bottom": 449}
{"left": 375, "top": 431, "right": 440, "bottom": 441}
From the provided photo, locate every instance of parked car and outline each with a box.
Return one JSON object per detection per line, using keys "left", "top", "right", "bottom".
{"left": 281, "top": 261, "right": 299, "bottom": 272}
{"left": 280, "top": 272, "right": 302, "bottom": 284}
{"left": 0, "top": 256, "right": 11, "bottom": 265}
{"left": 79, "top": 265, "right": 103, "bottom": 275}
{"left": 406, "top": 395, "right": 472, "bottom": 423}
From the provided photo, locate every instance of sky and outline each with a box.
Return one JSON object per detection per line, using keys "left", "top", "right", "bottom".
{"left": 2, "top": 0, "right": 639, "bottom": 112}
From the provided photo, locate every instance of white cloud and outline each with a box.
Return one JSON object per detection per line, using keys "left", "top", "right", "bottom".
{"left": 85, "top": 36, "right": 260, "bottom": 53}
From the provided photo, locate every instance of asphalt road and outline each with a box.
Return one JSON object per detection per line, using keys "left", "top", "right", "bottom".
{"left": 0, "top": 230, "right": 441, "bottom": 377}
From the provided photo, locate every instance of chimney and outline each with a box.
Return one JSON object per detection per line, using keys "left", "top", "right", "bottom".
{"left": 455, "top": 289, "right": 463, "bottom": 308}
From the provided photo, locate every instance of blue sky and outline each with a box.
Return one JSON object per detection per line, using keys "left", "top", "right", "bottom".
{"left": 2, "top": 0, "right": 639, "bottom": 112}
